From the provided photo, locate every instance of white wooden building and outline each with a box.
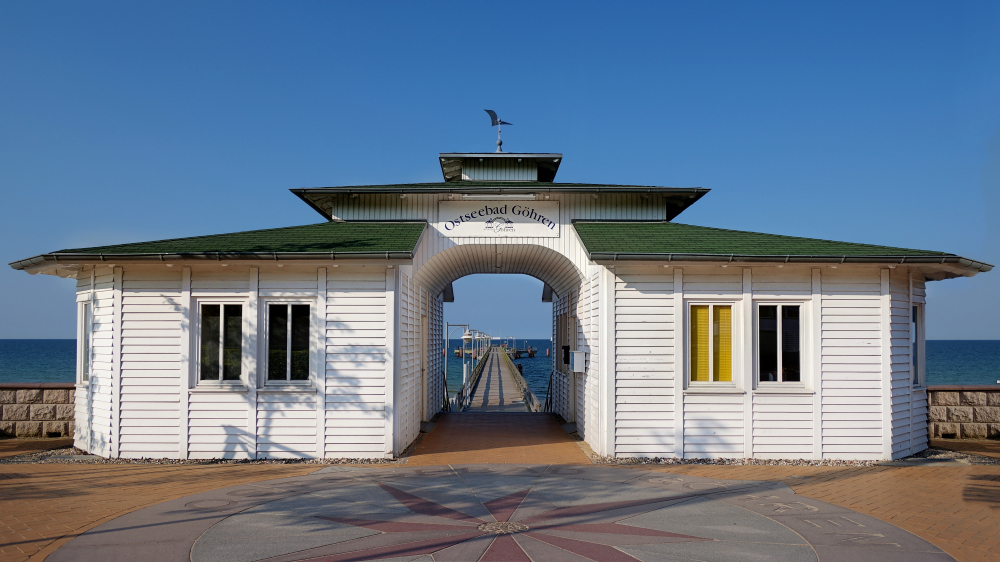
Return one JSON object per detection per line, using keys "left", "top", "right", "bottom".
{"left": 10, "top": 151, "right": 992, "bottom": 460}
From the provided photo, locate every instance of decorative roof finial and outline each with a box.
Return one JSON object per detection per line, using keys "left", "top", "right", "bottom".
{"left": 484, "top": 110, "right": 512, "bottom": 153}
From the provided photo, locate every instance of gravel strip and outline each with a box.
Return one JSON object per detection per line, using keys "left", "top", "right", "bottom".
{"left": 591, "top": 455, "right": 880, "bottom": 467}
{"left": 591, "top": 447, "right": 1000, "bottom": 467}
{"left": 908, "top": 446, "right": 1000, "bottom": 465}
{"left": 0, "top": 447, "right": 403, "bottom": 465}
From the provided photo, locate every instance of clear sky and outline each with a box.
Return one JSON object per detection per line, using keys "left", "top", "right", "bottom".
{"left": 1, "top": 2, "right": 998, "bottom": 340}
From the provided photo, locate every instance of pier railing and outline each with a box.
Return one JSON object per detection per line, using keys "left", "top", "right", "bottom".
{"left": 454, "top": 346, "right": 492, "bottom": 412}
{"left": 500, "top": 348, "right": 542, "bottom": 412}
{"left": 542, "top": 371, "right": 554, "bottom": 413}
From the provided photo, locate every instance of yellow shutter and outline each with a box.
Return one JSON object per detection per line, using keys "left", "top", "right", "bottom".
{"left": 713, "top": 305, "right": 732, "bottom": 382}
{"left": 690, "top": 305, "right": 709, "bottom": 382}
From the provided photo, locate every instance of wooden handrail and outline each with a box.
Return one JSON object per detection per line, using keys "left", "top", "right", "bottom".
{"left": 500, "top": 348, "right": 542, "bottom": 412}
{"left": 454, "top": 346, "right": 492, "bottom": 411}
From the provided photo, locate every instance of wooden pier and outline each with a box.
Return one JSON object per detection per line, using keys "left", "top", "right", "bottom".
{"left": 458, "top": 347, "right": 541, "bottom": 412}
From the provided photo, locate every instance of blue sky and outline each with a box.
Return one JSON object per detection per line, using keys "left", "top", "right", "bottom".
{"left": 1, "top": 1, "right": 998, "bottom": 339}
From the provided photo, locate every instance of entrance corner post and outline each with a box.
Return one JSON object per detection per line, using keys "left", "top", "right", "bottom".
{"left": 179, "top": 266, "right": 192, "bottom": 460}
{"left": 599, "top": 266, "right": 616, "bottom": 457}
{"left": 742, "top": 268, "right": 753, "bottom": 459}
{"left": 384, "top": 267, "right": 399, "bottom": 458}
{"left": 247, "top": 267, "right": 259, "bottom": 460}
{"left": 112, "top": 265, "right": 123, "bottom": 459}
{"left": 880, "top": 268, "right": 893, "bottom": 461}
{"left": 315, "top": 267, "right": 327, "bottom": 460}
{"left": 811, "top": 268, "right": 823, "bottom": 460}
{"left": 672, "top": 268, "right": 685, "bottom": 459}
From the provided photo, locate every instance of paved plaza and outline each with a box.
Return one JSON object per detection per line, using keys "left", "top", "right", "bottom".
{"left": 45, "top": 464, "right": 952, "bottom": 562}
{"left": 1, "top": 421, "right": 1000, "bottom": 561}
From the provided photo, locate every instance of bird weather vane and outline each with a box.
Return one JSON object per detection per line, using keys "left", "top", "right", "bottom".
{"left": 484, "top": 109, "right": 512, "bottom": 152}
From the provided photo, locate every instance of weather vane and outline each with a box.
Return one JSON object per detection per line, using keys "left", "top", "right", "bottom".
{"left": 484, "top": 109, "right": 512, "bottom": 152}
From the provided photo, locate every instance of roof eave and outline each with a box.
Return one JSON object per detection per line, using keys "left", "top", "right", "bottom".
{"left": 10, "top": 250, "right": 416, "bottom": 273}
{"left": 587, "top": 252, "right": 992, "bottom": 276}
{"left": 292, "top": 186, "right": 708, "bottom": 195}
{"left": 293, "top": 186, "right": 710, "bottom": 220}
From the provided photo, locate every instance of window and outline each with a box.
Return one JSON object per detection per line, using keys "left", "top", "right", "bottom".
{"left": 912, "top": 304, "right": 924, "bottom": 386}
{"left": 266, "top": 303, "right": 311, "bottom": 382}
{"left": 689, "top": 304, "right": 733, "bottom": 383}
{"left": 78, "top": 302, "right": 92, "bottom": 383}
{"left": 758, "top": 304, "right": 801, "bottom": 383}
{"left": 199, "top": 303, "right": 243, "bottom": 382}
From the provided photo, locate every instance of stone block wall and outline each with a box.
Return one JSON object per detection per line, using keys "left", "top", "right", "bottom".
{"left": 928, "top": 385, "right": 1000, "bottom": 440}
{"left": 0, "top": 383, "right": 75, "bottom": 438}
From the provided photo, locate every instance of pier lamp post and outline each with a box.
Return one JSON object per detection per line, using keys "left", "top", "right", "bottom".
{"left": 445, "top": 323, "right": 471, "bottom": 392}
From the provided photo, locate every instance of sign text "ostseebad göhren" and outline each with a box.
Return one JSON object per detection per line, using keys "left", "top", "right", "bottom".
{"left": 437, "top": 201, "right": 560, "bottom": 238}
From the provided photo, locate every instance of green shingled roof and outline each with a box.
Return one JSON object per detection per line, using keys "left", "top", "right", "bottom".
{"left": 9, "top": 221, "right": 426, "bottom": 269}
{"left": 572, "top": 221, "right": 986, "bottom": 266}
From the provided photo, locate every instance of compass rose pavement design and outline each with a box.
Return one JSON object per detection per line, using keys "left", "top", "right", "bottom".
{"left": 48, "top": 464, "right": 953, "bottom": 562}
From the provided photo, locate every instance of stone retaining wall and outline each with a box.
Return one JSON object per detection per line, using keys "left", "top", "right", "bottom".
{"left": 928, "top": 385, "right": 1000, "bottom": 440}
{"left": 0, "top": 383, "right": 75, "bottom": 438}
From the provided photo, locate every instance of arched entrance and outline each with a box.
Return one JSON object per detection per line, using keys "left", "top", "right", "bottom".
{"left": 395, "top": 242, "right": 593, "bottom": 460}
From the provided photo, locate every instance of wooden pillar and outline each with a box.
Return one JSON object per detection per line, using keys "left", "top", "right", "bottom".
{"left": 315, "top": 267, "right": 327, "bottom": 459}
{"left": 384, "top": 267, "right": 398, "bottom": 457}
{"left": 178, "top": 266, "right": 192, "bottom": 460}
{"left": 672, "top": 268, "right": 685, "bottom": 459}
{"left": 880, "top": 268, "right": 893, "bottom": 460}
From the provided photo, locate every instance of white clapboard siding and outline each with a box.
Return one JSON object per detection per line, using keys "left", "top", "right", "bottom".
{"left": 189, "top": 392, "right": 253, "bottom": 459}
{"left": 426, "top": 291, "right": 444, "bottom": 421}
{"left": 325, "top": 268, "right": 388, "bottom": 458}
{"left": 820, "top": 270, "right": 884, "bottom": 459}
{"left": 87, "top": 270, "right": 117, "bottom": 457}
{"left": 751, "top": 269, "right": 812, "bottom": 296}
{"left": 117, "top": 269, "right": 182, "bottom": 459}
{"left": 888, "top": 268, "right": 913, "bottom": 456}
{"left": 909, "top": 274, "right": 928, "bottom": 453}
{"left": 684, "top": 394, "right": 744, "bottom": 458}
{"left": 582, "top": 271, "right": 600, "bottom": 451}
{"left": 397, "top": 272, "right": 420, "bottom": 451}
{"left": 752, "top": 394, "right": 813, "bottom": 458}
{"left": 615, "top": 268, "right": 674, "bottom": 457}
{"left": 461, "top": 158, "right": 538, "bottom": 181}
{"left": 257, "top": 392, "right": 316, "bottom": 458}
{"left": 191, "top": 267, "right": 250, "bottom": 291}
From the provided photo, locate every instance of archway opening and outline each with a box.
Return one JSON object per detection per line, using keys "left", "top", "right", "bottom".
{"left": 443, "top": 273, "right": 553, "bottom": 405}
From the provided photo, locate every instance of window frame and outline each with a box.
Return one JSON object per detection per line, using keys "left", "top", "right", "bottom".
{"left": 685, "top": 300, "right": 738, "bottom": 387}
{"left": 754, "top": 300, "right": 806, "bottom": 388}
{"left": 260, "top": 298, "right": 316, "bottom": 388}
{"left": 911, "top": 303, "right": 925, "bottom": 388}
{"left": 193, "top": 298, "right": 249, "bottom": 388}
{"left": 77, "top": 300, "right": 93, "bottom": 384}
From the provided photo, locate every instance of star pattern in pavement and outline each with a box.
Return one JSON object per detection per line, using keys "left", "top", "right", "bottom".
{"left": 305, "top": 482, "right": 711, "bottom": 561}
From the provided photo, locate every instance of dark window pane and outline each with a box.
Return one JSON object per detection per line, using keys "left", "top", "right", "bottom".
{"left": 222, "top": 305, "right": 242, "bottom": 381}
{"left": 200, "top": 304, "right": 220, "bottom": 381}
{"left": 782, "top": 306, "right": 800, "bottom": 382}
{"left": 290, "top": 305, "right": 310, "bottom": 381}
{"left": 759, "top": 305, "right": 778, "bottom": 382}
{"left": 268, "top": 304, "right": 287, "bottom": 381}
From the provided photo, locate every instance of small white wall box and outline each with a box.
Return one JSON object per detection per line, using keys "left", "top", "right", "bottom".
{"left": 571, "top": 351, "right": 586, "bottom": 373}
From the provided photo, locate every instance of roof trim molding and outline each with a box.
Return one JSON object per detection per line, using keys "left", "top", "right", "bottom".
{"left": 9, "top": 250, "right": 417, "bottom": 271}
{"left": 586, "top": 252, "right": 992, "bottom": 272}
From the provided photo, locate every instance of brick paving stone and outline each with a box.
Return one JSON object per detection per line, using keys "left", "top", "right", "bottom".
{"left": 0, "top": 438, "right": 73, "bottom": 460}
{"left": 3, "top": 430, "right": 1000, "bottom": 560}
{"left": 931, "top": 438, "right": 1000, "bottom": 459}
{"left": 406, "top": 413, "right": 591, "bottom": 466}
{"left": 0, "top": 462, "right": 321, "bottom": 561}
{"left": 637, "top": 463, "right": 1000, "bottom": 562}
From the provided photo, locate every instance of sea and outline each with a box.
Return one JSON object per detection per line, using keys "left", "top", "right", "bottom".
{"left": 2, "top": 340, "right": 998, "bottom": 402}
